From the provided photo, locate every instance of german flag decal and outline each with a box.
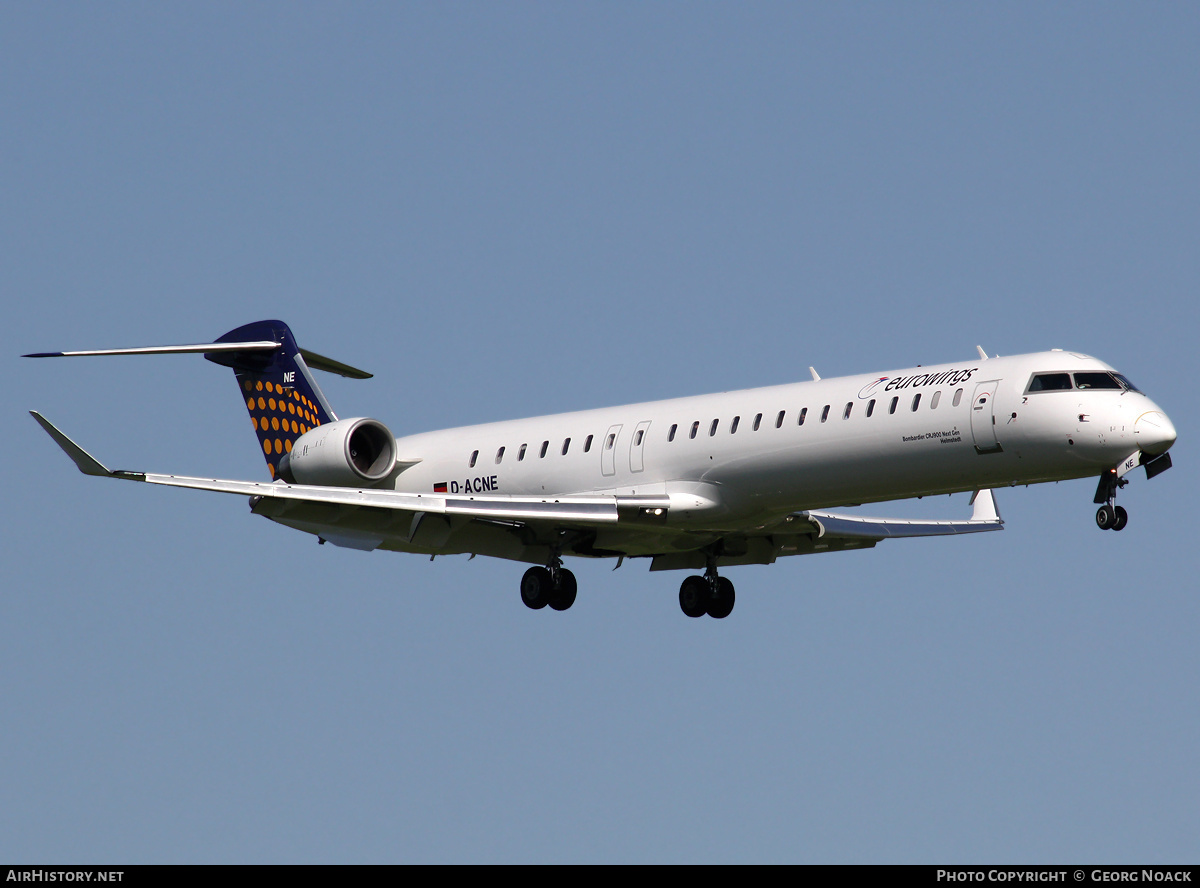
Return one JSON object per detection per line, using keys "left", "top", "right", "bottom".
{"left": 433, "top": 482, "right": 448, "bottom": 493}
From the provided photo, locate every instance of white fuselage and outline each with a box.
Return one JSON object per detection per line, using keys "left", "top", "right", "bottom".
{"left": 389, "top": 349, "right": 1173, "bottom": 534}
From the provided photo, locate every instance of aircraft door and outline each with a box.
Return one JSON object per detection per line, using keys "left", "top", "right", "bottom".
{"left": 601, "top": 423, "right": 623, "bottom": 477}
{"left": 629, "top": 420, "right": 652, "bottom": 473}
{"left": 969, "top": 380, "right": 1004, "bottom": 454}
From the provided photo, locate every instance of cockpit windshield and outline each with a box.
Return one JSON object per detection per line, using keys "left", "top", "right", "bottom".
{"left": 1074, "top": 372, "right": 1123, "bottom": 390}
{"left": 1026, "top": 371, "right": 1142, "bottom": 394}
{"left": 1028, "top": 373, "right": 1072, "bottom": 391}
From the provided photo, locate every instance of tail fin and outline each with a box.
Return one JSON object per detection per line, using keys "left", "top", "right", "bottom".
{"left": 207, "top": 320, "right": 373, "bottom": 479}
{"left": 25, "top": 319, "right": 372, "bottom": 481}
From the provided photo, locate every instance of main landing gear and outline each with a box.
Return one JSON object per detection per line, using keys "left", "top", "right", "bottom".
{"left": 520, "top": 559, "right": 578, "bottom": 611}
{"left": 678, "top": 560, "right": 736, "bottom": 619}
{"left": 1093, "top": 469, "right": 1129, "bottom": 532}
{"left": 519, "top": 556, "right": 737, "bottom": 618}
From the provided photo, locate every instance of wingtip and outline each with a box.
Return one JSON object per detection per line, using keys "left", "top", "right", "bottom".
{"left": 29, "top": 411, "right": 114, "bottom": 477}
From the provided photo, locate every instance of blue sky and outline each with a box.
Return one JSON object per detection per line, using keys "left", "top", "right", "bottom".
{"left": 2, "top": 3, "right": 1197, "bottom": 862}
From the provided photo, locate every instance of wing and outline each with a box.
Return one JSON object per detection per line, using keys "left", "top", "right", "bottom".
{"left": 798, "top": 489, "right": 1002, "bottom": 539}
{"left": 647, "top": 489, "right": 1002, "bottom": 571}
{"left": 30, "top": 410, "right": 670, "bottom": 529}
{"left": 33, "top": 411, "right": 1000, "bottom": 564}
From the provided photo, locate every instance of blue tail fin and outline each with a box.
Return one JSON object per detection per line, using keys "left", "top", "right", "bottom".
{"left": 206, "top": 320, "right": 340, "bottom": 479}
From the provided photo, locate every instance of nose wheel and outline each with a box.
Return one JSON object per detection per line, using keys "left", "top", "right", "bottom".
{"left": 1095, "top": 504, "right": 1128, "bottom": 531}
{"left": 1093, "top": 470, "right": 1130, "bottom": 531}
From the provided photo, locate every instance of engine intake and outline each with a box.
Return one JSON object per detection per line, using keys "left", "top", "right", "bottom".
{"left": 277, "top": 417, "right": 397, "bottom": 487}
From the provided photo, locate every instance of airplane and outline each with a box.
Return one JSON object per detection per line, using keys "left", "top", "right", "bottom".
{"left": 26, "top": 319, "right": 1177, "bottom": 619}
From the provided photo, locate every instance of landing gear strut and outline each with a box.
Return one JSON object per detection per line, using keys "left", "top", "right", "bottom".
{"left": 520, "top": 559, "right": 577, "bottom": 611}
{"left": 1093, "top": 470, "right": 1129, "bottom": 532}
{"left": 678, "top": 556, "right": 736, "bottom": 619}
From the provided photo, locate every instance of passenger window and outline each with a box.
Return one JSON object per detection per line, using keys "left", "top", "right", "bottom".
{"left": 843, "top": 402, "right": 853, "bottom": 420}
{"left": 1029, "top": 373, "right": 1072, "bottom": 392}
{"left": 798, "top": 408, "right": 807, "bottom": 426}
{"left": 562, "top": 438, "right": 571, "bottom": 455}
{"left": 821, "top": 405, "right": 830, "bottom": 423}
{"left": 606, "top": 434, "right": 615, "bottom": 450}
{"left": 753, "top": 413, "right": 762, "bottom": 431}
{"left": 730, "top": 416, "right": 740, "bottom": 434}
{"left": 584, "top": 435, "right": 593, "bottom": 452}
{"left": 690, "top": 421, "right": 700, "bottom": 439}
{"left": 1074, "top": 372, "right": 1122, "bottom": 390}
{"left": 931, "top": 391, "right": 941, "bottom": 409}
{"left": 495, "top": 446, "right": 505, "bottom": 464}
{"left": 668, "top": 424, "right": 677, "bottom": 442}
{"left": 518, "top": 444, "right": 527, "bottom": 461}
{"left": 469, "top": 450, "right": 478, "bottom": 468}
{"left": 866, "top": 399, "right": 875, "bottom": 417}
{"left": 709, "top": 419, "right": 719, "bottom": 436}
{"left": 911, "top": 393, "right": 921, "bottom": 411}
{"left": 775, "top": 410, "right": 785, "bottom": 428}
{"left": 540, "top": 441, "right": 549, "bottom": 458}
{"left": 635, "top": 429, "right": 643, "bottom": 446}
{"left": 889, "top": 397, "right": 898, "bottom": 414}
{"left": 953, "top": 389, "right": 963, "bottom": 407}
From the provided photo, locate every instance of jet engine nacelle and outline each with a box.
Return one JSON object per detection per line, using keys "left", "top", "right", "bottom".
{"left": 277, "top": 417, "right": 397, "bottom": 487}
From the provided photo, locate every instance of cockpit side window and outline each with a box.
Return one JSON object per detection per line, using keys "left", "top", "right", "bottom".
{"left": 1112, "top": 373, "right": 1141, "bottom": 393}
{"left": 1027, "top": 373, "right": 1072, "bottom": 392}
{"left": 1074, "top": 372, "right": 1122, "bottom": 390}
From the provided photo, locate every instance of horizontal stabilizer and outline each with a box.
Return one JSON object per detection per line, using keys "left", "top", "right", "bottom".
{"left": 298, "top": 348, "right": 373, "bottom": 379}
{"left": 24, "top": 339, "right": 371, "bottom": 378}
{"left": 24, "top": 341, "right": 279, "bottom": 359}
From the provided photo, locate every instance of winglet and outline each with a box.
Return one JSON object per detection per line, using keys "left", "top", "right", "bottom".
{"left": 969, "top": 488, "right": 1001, "bottom": 523}
{"left": 30, "top": 411, "right": 116, "bottom": 477}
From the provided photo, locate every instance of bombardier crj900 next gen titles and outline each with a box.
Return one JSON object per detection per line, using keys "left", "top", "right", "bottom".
{"left": 28, "top": 320, "right": 1177, "bottom": 619}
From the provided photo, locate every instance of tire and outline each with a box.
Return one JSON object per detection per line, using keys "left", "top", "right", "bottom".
{"left": 1095, "top": 504, "right": 1116, "bottom": 530}
{"left": 520, "top": 566, "right": 552, "bottom": 609}
{"left": 679, "top": 575, "right": 708, "bottom": 618}
{"left": 708, "top": 577, "right": 735, "bottom": 619}
{"left": 1112, "top": 506, "right": 1128, "bottom": 532}
{"left": 549, "top": 568, "right": 578, "bottom": 611}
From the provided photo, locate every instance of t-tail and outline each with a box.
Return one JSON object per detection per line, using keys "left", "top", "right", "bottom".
{"left": 24, "top": 319, "right": 372, "bottom": 479}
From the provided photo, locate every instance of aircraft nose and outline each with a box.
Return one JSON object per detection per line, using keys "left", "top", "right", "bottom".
{"left": 1135, "top": 410, "right": 1177, "bottom": 455}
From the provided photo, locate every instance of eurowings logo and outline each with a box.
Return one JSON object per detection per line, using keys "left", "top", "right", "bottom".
{"left": 858, "top": 376, "right": 890, "bottom": 399}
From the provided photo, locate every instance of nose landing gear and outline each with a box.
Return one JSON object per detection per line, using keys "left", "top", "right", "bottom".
{"left": 1093, "top": 469, "right": 1129, "bottom": 532}
{"left": 1095, "top": 503, "right": 1128, "bottom": 531}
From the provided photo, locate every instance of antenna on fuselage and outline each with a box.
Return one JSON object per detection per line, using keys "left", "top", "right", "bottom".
{"left": 976, "top": 345, "right": 988, "bottom": 360}
{"left": 809, "top": 367, "right": 821, "bottom": 381}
